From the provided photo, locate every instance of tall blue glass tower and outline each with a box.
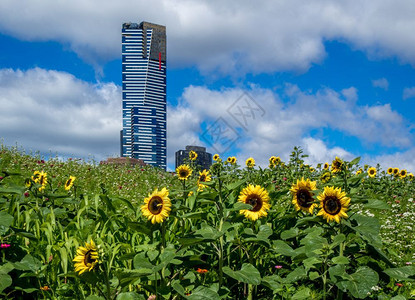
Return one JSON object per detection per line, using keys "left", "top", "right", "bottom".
{"left": 121, "top": 21, "right": 167, "bottom": 169}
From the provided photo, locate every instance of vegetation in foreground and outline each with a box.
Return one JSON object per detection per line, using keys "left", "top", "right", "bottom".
{"left": 1, "top": 145, "right": 415, "bottom": 299}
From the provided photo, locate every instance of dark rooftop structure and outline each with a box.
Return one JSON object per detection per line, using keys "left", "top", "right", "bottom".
{"left": 175, "top": 145, "right": 212, "bottom": 170}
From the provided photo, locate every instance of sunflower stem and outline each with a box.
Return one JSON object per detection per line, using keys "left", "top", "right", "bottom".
{"left": 103, "top": 263, "right": 111, "bottom": 300}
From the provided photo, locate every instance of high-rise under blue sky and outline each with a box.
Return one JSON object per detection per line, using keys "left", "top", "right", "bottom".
{"left": 121, "top": 21, "right": 167, "bottom": 169}
{"left": 0, "top": 1, "right": 414, "bottom": 172}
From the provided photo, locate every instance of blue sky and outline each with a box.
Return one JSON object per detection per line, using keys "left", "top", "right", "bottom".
{"left": 0, "top": 1, "right": 414, "bottom": 171}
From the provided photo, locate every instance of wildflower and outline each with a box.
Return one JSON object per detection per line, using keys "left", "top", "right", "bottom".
{"left": 176, "top": 165, "right": 192, "bottom": 181}
{"left": 396, "top": 283, "right": 403, "bottom": 287}
{"left": 238, "top": 184, "right": 271, "bottom": 221}
{"left": 0, "top": 244, "right": 11, "bottom": 248}
{"left": 283, "top": 177, "right": 287, "bottom": 181}
{"left": 317, "top": 186, "right": 350, "bottom": 223}
{"left": 32, "top": 171, "right": 47, "bottom": 191}
{"left": 331, "top": 157, "right": 344, "bottom": 173}
{"left": 197, "top": 268, "right": 208, "bottom": 274}
{"left": 141, "top": 188, "right": 171, "bottom": 224}
{"left": 368, "top": 167, "right": 376, "bottom": 178}
{"left": 189, "top": 150, "right": 198, "bottom": 161}
{"left": 197, "top": 170, "right": 212, "bottom": 191}
{"left": 64, "top": 176, "right": 76, "bottom": 191}
{"left": 24, "top": 192, "right": 29, "bottom": 197}
{"left": 245, "top": 157, "right": 255, "bottom": 168}
{"left": 40, "top": 286, "right": 50, "bottom": 291}
{"left": 73, "top": 240, "right": 99, "bottom": 275}
{"left": 275, "top": 265, "right": 283, "bottom": 269}
{"left": 290, "top": 178, "right": 317, "bottom": 214}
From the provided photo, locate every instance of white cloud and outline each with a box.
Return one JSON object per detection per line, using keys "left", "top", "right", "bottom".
{"left": 372, "top": 78, "right": 389, "bottom": 90}
{"left": 0, "top": 68, "right": 121, "bottom": 160}
{"left": 1, "top": 1, "right": 415, "bottom": 76}
{"left": 166, "top": 84, "right": 414, "bottom": 168}
{"left": 403, "top": 86, "right": 415, "bottom": 99}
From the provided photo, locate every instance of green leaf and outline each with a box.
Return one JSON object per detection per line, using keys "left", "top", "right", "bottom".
{"left": 283, "top": 266, "right": 307, "bottom": 284}
{"left": 363, "top": 199, "right": 390, "bottom": 210}
{"left": 309, "top": 271, "right": 320, "bottom": 280}
{"left": 229, "top": 202, "right": 253, "bottom": 211}
{"left": 383, "top": 266, "right": 415, "bottom": 281}
{"left": 223, "top": 263, "right": 261, "bottom": 285}
{"left": 292, "top": 287, "right": 311, "bottom": 299}
{"left": 0, "top": 273, "right": 12, "bottom": 293}
{"left": 0, "top": 212, "right": 13, "bottom": 227}
{"left": 390, "top": 296, "right": 406, "bottom": 300}
{"left": 349, "top": 157, "right": 361, "bottom": 166}
{"left": 85, "top": 296, "right": 106, "bottom": 300}
{"left": 341, "top": 267, "right": 379, "bottom": 299}
{"left": 127, "top": 222, "right": 152, "bottom": 236}
{"left": 303, "top": 257, "right": 322, "bottom": 269}
{"left": 273, "top": 240, "right": 296, "bottom": 257}
{"left": 226, "top": 179, "right": 246, "bottom": 190}
{"left": 330, "top": 234, "right": 346, "bottom": 249}
{"left": 281, "top": 228, "right": 299, "bottom": 240}
{"left": 10, "top": 227, "right": 37, "bottom": 241}
{"left": 133, "top": 253, "right": 154, "bottom": 270}
{"left": 332, "top": 256, "right": 349, "bottom": 265}
{"left": 188, "top": 286, "right": 220, "bottom": 300}
{"left": 116, "top": 292, "right": 146, "bottom": 300}
{"left": 171, "top": 280, "right": 186, "bottom": 297}
{"left": 261, "top": 275, "right": 283, "bottom": 291}
{"left": 18, "top": 254, "right": 42, "bottom": 272}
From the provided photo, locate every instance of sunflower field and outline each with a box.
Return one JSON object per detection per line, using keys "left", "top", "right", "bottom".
{"left": 1, "top": 145, "right": 415, "bottom": 299}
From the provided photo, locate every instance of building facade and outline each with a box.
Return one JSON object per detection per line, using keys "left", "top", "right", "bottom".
{"left": 175, "top": 145, "right": 212, "bottom": 170}
{"left": 121, "top": 21, "right": 167, "bottom": 169}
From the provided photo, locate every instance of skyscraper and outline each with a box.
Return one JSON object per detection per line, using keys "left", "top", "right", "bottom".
{"left": 121, "top": 21, "right": 167, "bottom": 169}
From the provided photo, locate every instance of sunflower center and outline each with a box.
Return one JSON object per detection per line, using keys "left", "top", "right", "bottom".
{"left": 180, "top": 171, "right": 188, "bottom": 178}
{"left": 323, "top": 196, "right": 342, "bottom": 215}
{"left": 246, "top": 195, "right": 263, "bottom": 212}
{"left": 39, "top": 176, "right": 45, "bottom": 185}
{"left": 66, "top": 179, "right": 72, "bottom": 187}
{"left": 199, "top": 175, "right": 206, "bottom": 182}
{"left": 148, "top": 196, "right": 163, "bottom": 214}
{"left": 84, "top": 250, "right": 96, "bottom": 266}
{"left": 297, "top": 189, "right": 313, "bottom": 208}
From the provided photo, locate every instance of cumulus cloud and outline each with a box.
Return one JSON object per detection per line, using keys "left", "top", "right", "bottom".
{"left": 1, "top": 1, "right": 415, "bottom": 76}
{"left": 167, "top": 84, "right": 414, "bottom": 169}
{"left": 0, "top": 68, "right": 121, "bottom": 160}
{"left": 403, "top": 86, "right": 415, "bottom": 100}
{"left": 372, "top": 78, "right": 389, "bottom": 90}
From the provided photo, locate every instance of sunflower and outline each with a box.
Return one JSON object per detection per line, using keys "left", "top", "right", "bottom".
{"left": 230, "top": 156, "right": 237, "bottom": 164}
{"left": 323, "top": 162, "right": 329, "bottom": 170}
{"left": 176, "top": 165, "right": 192, "bottom": 181}
{"left": 317, "top": 186, "right": 350, "bottom": 223}
{"left": 387, "top": 167, "right": 393, "bottom": 175}
{"left": 399, "top": 169, "right": 407, "bottom": 179}
{"left": 245, "top": 157, "right": 255, "bottom": 168}
{"left": 73, "top": 240, "right": 99, "bottom": 275}
{"left": 331, "top": 157, "right": 344, "bottom": 173}
{"left": 197, "top": 169, "right": 212, "bottom": 191}
{"left": 356, "top": 168, "right": 363, "bottom": 175}
{"left": 392, "top": 168, "right": 399, "bottom": 176}
{"left": 32, "top": 171, "right": 47, "bottom": 191}
{"left": 189, "top": 150, "right": 198, "bottom": 161}
{"left": 290, "top": 178, "right": 317, "bottom": 214}
{"left": 367, "top": 167, "right": 376, "bottom": 178}
{"left": 320, "top": 171, "right": 331, "bottom": 183}
{"left": 269, "top": 156, "right": 277, "bottom": 165}
{"left": 213, "top": 154, "right": 220, "bottom": 161}
{"left": 238, "top": 185, "right": 270, "bottom": 221}
{"left": 65, "top": 176, "right": 76, "bottom": 191}
{"left": 227, "top": 156, "right": 233, "bottom": 163}
{"left": 141, "top": 188, "right": 171, "bottom": 224}
{"left": 408, "top": 173, "right": 414, "bottom": 180}
{"left": 309, "top": 167, "right": 315, "bottom": 173}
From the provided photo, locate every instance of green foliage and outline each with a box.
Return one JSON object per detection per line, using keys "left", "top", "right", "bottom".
{"left": 0, "top": 145, "right": 414, "bottom": 299}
